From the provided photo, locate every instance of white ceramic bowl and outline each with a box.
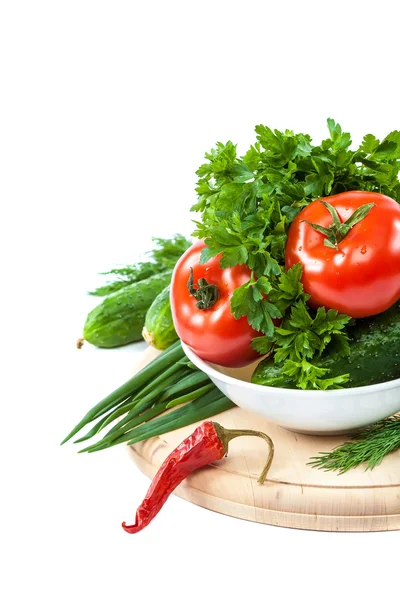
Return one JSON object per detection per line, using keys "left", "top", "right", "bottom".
{"left": 182, "top": 342, "right": 400, "bottom": 435}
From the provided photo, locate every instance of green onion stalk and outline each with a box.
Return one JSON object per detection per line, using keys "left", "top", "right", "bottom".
{"left": 61, "top": 341, "right": 234, "bottom": 452}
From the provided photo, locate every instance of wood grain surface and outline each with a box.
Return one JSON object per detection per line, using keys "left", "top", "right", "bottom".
{"left": 127, "top": 347, "right": 400, "bottom": 532}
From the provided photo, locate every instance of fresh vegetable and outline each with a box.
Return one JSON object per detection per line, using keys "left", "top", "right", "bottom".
{"left": 89, "top": 235, "right": 191, "bottom": 296}
{"left": 122, "top": 421, "right": 274, "bottom": 533}
{"left": 82, "top": 235, "right": 191, "bottom": 349}
{"left": 285, "top": 191, "right": 400, "bottom": 318}
{"left": 250, "top": 266, "right": 352, "bottom": 389}
{"left": 61, "top": 341, "right": 235, "bottom": 452}
{"left": 192, "top": 119, "right": 400, "bottom": 388}
{"left": 142, "top": 285, "right": 178, "bottom": 350}
{"left": 83, "top": 271, "right": 172, "bottom": 348}
{"left": 170, "top": 240, "right": 268, "bottom": 367}
{"left": 308, "top": 415, "right": 400, "bottom": 474}
{"left": 252, "top": 301, "right": 400, "bottom": 389}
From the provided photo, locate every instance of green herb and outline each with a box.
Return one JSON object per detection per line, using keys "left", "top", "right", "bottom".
{"left": 61, "top": 340, "right": 234, "bottom": 452}
{"left": 89, "top": 234, "right": 191, "bottom": 296}
{"left": 251, "top": 268, "right": 352, "bottom": 389}
{"left": 192, "top": 120, "right": 400, "bottom": 389}
{"left": 308, "top": 415, "right": 400, "bottom": 473}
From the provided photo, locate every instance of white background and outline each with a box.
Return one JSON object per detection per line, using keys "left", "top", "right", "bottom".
{"left": 1, "top": 1, "right": 399, "bottom": 599}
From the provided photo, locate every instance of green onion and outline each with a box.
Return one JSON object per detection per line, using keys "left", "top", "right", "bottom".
{"left": 158, "top": 371, "right": 210, "bottom": 401}
{"left": 81, "top": 390, "right": 234, "bottom": 453}
{"left": 165, "top": 383, "right": 215, "bottom": 409}
{"left": 61, "top": 341, "right": 184, "bottom": 444}
{"left": 62, "top": 341, "right": 234, "bottom": 452}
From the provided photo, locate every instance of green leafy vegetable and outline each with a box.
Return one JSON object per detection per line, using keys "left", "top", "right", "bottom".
{"left": 89, "top": 234, "right": 191, "bottom": 296}
{"left": 308, "top": 415, "right": 400, "bottom": 473}
{"left": 230, "top": 273, "right": 281, "bottom": 338}
{"left": 252, "top": 272, "right": 352, "bottom": 390}
{"left": 191, "top": 119, "right": 400, "bottom": 388}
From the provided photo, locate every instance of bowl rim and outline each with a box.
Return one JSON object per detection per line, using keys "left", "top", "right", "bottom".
{"left": 181, "top": 342, "right": 400, "bottom": 397}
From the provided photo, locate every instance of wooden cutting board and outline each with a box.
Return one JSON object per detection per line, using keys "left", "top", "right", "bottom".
{"left": 127, "top": 348, "right": 400, "bottom": 532}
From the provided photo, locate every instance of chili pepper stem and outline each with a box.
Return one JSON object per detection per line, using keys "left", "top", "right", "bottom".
{"left": 212, "top": 423, "right": 275, "bottom": 484}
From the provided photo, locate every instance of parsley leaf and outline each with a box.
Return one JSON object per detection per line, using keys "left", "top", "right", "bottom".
{"left": 267, "top": 263, "right": 309, "bottom": 314}
{"left": 251, "top": 298, "right": 352, "bottom": 389}
{"left": 285, "top": 301, "right": 350, "bottom": 355}
{"left": 282, "top": 360, "right": 350, "bottom": 390}
{"left": 360, "top": 133, "right": 380, "bottom": 154}
{"left": 231, "top": 277, "right": 281, "bottom": 338}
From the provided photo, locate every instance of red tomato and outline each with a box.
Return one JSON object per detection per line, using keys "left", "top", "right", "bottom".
{"left": 170, "top": 240, "right": 262, "bottom": 367}
{"left": 285, "top": 191, "right": 400, "bottom": 318}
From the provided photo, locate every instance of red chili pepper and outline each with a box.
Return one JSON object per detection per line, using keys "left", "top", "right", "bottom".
{"left": 122, "top": 420, "right": 274, "bottom": 534}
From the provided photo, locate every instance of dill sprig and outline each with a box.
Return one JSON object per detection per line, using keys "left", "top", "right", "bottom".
{"left": 308, "top": 415, "right": 400, "bottom": 474}
{"left": 89, "top": 234, "right": 191, "bottom": 296}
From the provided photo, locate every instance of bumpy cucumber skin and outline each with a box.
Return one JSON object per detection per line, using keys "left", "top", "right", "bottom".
{"left": 142, "top": 285, "right": 178, "bottom": 350}
{"left": 252, "top": 302, "right": 400, "bottom": 389}
{"left": 83, "top": 271, "right": 172, "bottom": 348}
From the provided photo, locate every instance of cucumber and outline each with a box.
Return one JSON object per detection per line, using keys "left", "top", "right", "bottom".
{"left": 142, "top": 285, "right": 178, "bottom": 350}
{"left": 252, "top": 302, "right": 400, "bottom": 389}
{"left": 83, "top": 271, "right": 173, "bottom": 348}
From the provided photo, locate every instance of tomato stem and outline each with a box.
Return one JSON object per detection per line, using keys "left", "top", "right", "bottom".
{"left": 302, "top": 200, "right": 375, "bottom": 250}
{"left": 187, "top": 267, "right": 220, "bottom": 310}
